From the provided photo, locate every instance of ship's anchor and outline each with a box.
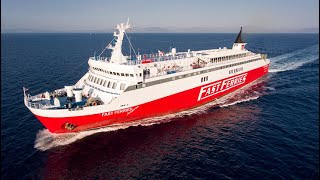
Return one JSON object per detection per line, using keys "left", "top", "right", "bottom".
{"left": 64, "top": 122, "right": 76, "bottom": 130}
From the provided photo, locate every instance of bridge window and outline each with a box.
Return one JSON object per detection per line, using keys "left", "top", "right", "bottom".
{"left": 130, "top": 74, "right": 134, "bottom": 77}
{"left": 121, "top": 73, "right": 124, "bottom": 76}
{"left": 112, "top": 82, "right": 117, "bottom": 89}
{"left": 108, "top": 82, "right": 113, "bottom": 88}
{"left": 100, "top": 79, "right": 104, "bottom": 86}
{"left": 120, "top": 83, "right": 126, "bottom": 90}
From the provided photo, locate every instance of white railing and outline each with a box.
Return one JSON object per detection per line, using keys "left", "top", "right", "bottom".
{"left": 27, "top": 101, "right": 51, "bottom": 109}
{"left": 90, "top": 56, "right": 111, "bottom": 62}
{"left": 91, "top": 53, "right": 192, "bottom": 65}
{"left": 144, "top": 55, "right": 261, "bottom": 79}
{"left": 26, "top": 88, "right": 67, "bottom": 109}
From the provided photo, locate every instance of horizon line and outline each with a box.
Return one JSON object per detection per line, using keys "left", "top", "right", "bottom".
{"left": 1, "top": 32, "right": 319, "bottom": 34}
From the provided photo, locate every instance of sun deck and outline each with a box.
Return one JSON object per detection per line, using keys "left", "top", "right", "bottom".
{"left": 90, "top": 52, "right": 191, "bottom": 65}
{"left": 89, "top": 48, "right": 263, "bottom": 81}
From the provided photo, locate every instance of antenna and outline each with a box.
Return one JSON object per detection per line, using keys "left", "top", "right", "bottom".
{"left": 129, "top": 36, "right": 131, "bottom": 59}
{"left": 126, "top": 17, "right": 130, "bottom": 26}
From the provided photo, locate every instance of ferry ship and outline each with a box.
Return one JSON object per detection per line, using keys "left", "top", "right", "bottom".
{"left": 23, "top": 20, "right": 270, "bottom": 134}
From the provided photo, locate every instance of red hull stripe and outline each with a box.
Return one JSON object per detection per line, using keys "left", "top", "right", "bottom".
{"left": 35, "top": 65, "right": 269, "bottom": 133}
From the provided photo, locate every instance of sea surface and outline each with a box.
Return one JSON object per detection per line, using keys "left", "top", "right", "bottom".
{"left": 1, "top": 33, "right": 319, "bottom": 179}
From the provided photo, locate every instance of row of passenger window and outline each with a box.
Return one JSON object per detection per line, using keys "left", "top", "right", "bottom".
{"left": 86, "top": 83, "right": 120, "bottom": 95}
{"left": 87, "top": 74, "right": 126, "bottom": 90}
{"left": 92, "top": 67, "right": 135, "bottom": 77}
{"left": 229, "top": 67, "right": 244, "bottom": 74}
{"left": 201, "top": 76, "right": 208, "bottom": 82}
{"left": 216, "top": 58, "right": 260, "bottom": 71}
{"left": 210, "top": 53, "right": 248, "bottom": 63}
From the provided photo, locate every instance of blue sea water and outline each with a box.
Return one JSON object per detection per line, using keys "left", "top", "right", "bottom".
{"left": 1, "top": 33, "right": 319, "bottom": 179}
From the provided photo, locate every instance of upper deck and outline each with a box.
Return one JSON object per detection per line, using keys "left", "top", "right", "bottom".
{"left": 90, "top": 47, "right": 253, "bottom": 66}
{"left": 88, "top": 47, "right": 265, "bottom": 82}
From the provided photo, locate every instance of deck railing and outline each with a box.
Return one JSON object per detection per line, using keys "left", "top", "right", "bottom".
{"left": 89, "top": 52, "right": 261, "bottom": 82}
{"left": 90, "top": 56, "right": 111, "bottom": 61}
{"left": 143, "top": 54, "right": 260, "bottom": 79}
{"left": 91, "top": 53, "right": 194, "bottom": 65}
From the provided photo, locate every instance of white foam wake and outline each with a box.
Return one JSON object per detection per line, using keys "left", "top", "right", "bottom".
{"left": 269, "top": 44, "right": 319, "bottom": 73}
{"left": 34, "top": 116, "right": 177, "bottom": 151}
{"left": 34, "top": 98, "right": 222, "bottom": 151}
{"left": 219, "top": 96, "right": 260, "bottom": 108}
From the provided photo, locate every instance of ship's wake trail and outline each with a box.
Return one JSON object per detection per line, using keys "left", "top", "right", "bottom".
{"left": 34, "top": 78, "right": 269, "bottom": 151}
{"left": 269, "top": 44, "right": 319, "bottom": 73}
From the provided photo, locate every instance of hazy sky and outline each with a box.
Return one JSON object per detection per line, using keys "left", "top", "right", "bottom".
{"left": 1, "top": 0, "right": 319, "bottom": 33}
